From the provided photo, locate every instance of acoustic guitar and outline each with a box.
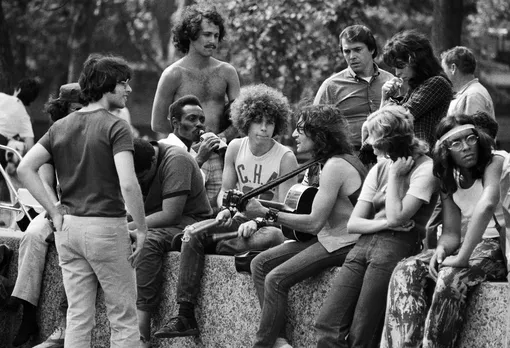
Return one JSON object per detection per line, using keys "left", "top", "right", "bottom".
{"left": 186, "top": 156, "right": 324, "bottom": 242}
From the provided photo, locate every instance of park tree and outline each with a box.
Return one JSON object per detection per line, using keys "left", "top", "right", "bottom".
{"left": 0, "top": 0, "right": 14, "bottom": 92}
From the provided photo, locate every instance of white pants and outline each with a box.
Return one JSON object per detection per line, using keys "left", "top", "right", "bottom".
{"left": 55, "top": 215, "right": 139, "bottom": 348}
{"left": 12, "top": 213, "right": 52, "bottom": 306}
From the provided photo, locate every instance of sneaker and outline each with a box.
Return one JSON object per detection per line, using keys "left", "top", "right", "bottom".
{"left": 154, "top": 316, "right": 199, "bottom": 338}
{"left": 273, "top": 337, "right": 293, "bottom": 348}
{"left": 33, "top": 327, "right": 65, "bottom": 348}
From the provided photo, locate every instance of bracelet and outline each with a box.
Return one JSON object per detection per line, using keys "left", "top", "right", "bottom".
{"left": 253, "top": 217, "right": 267, "bottom": 229}
{"left": 265, "top": 208, "right": 279, "bottom": 223}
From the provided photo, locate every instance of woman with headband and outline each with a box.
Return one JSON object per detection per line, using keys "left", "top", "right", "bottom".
{"left": 381, "top": 114, "right": 508, "bottom": 348}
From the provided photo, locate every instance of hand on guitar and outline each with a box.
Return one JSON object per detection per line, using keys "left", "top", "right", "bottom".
{"left": 238, "top": 220, "right": 257, "bottom": 238}
{"left": 215, "top": 208, "right": 233, "bottom": 228}
{"left": 243, "top": 198, "right": 267, "bottom": 219}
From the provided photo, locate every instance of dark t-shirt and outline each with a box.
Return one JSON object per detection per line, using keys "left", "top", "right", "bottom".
{"left": 39, "top": 109, "right": 133, "bottom": 217}
{"left": 143, "top": 143, "right": 212, "bottom": 219}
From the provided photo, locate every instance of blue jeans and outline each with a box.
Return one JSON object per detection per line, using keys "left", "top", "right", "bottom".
{"left": 55, "top": 215, "right": 139, "bottom": 348}
{"left": 315, "top": 230, "right": 422, "bottom": 348}
{"left": 136, "top": 215, "right": 199, "bottom": 312}
{"left": 381, "top": 238, "right": 506, "bottom": 348}
{"left": 177, "top": 215, "right": 284, "bottom": 305}
{"left": 251, "top": 238, "right": 353, "bottom": 348}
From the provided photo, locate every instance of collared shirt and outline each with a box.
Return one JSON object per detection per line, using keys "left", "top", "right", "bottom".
{"left": 159, "top": 133, "right": 197, "bottom": 156}
{"left": 448, "top": 78, "right": 495, "bottom": 119}
{"left": 314, "top": 64, "right": 394, "bottom": 147}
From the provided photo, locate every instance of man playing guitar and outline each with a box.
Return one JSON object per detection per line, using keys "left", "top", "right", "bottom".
{"left": 242, "top": 104, "right": 367, "bottom": 348}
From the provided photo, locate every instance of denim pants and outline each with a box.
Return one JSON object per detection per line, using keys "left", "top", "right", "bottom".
{"left": 381, "top": 238, "right": 506, "bottom": 348}
{"left": 55, "top": 215, "right": 139, "bottom": 348}
{"left": 12, "top": 213, "right": 53, "bottom": 306}
{"left": 136, "top": 215, "right": 199, "bottom": 312}
{"left": 315, "top": 230, "right": 421, "bottom": 348}
{"left": 250, "top": 238, "right": 353, "bottom": 348}
{"left": 176, "top": 215, "right": 285, "bottom": 305}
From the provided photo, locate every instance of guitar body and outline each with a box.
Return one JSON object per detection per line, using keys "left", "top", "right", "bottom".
{"left": 260, "top": 184, "right": 317, "bottom": 242}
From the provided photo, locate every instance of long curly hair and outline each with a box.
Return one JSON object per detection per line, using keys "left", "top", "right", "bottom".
{"left": 295, "top": 104, "right": 353, "bottom": 159}
{"left": 172, "top": 4, "right": 226, "bottom": 54}
{"left": 366, "top": 105, "right": 428, "bottom": 161}
{"left": 432, "top": 114, "right": 495, "bottom": 195}
{"left": 78, "top": 54, "right": 132, "bottom": 104}
{"left": 382, "top": 30, "right": 449, "bottom": 90}
{"left": 231, "top": 84, "right": 290, "bottom": 137}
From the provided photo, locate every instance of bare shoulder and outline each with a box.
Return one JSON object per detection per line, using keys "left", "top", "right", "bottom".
{"left": 224, "top": 138, "right": 243, "bottom": 160}
{"left": 323, "top": 155, "right": 362, "bottom": 179}
{"left": 160, "top": 59, "right": 187, "bottom": 80}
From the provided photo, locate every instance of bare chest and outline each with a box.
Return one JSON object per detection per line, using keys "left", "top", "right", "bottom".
{"left": 176, "top": 69, "right": 228, "bottom": 103}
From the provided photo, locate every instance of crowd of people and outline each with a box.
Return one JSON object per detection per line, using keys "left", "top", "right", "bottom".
{"left": 1, "top": 3, "right": 509, "bottom": 348}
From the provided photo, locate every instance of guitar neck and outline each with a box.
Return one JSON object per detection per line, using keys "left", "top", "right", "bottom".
{"left": 258, "top": 199, "right": 286, "bottom": 211}
{"left": 238, "top": 156, "right": 324, "bottom": 207}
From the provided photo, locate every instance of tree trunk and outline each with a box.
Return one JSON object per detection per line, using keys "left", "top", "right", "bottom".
{"left": 0, "top": 0, "right": 14, "bottom": 92}
{"left": 67, "top": 1, "right": 101, "bottom": 82}
{"left": 431, "top": 0, "right": 464, "bottom": 55}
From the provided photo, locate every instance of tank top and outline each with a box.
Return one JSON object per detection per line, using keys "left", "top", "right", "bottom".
{"left": 234, "top": 137, "right": 291, "bottom": 202}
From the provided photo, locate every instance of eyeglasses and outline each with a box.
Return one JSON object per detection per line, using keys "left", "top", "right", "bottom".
{"left": 118, "top": 79, "right": 130, "bottom": 88}
{"left": 448, "top": 134, "right": 479, "bottom": 151}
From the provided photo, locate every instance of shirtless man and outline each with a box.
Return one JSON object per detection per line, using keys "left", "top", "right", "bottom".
{"left": 151, "top": 4, "right": 240, "bottom": 141}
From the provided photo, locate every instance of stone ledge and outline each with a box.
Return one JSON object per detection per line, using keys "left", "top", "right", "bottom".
{"left": 0, "top": 229, "right": 509, "bottom": 347}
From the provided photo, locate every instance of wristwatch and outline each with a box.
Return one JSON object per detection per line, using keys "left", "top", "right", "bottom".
{"left": 254, "top": 217, "right": 268, "bottom": 229}
{"left": 265, "top": 208, "right": 279, "bottom": 223}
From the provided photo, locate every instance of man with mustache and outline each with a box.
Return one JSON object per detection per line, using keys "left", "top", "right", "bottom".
{"left": 314, "top": 25, "right": 394, "bottom": 151}
{"left": 151, "top": 4, "right": 240, "bottom": 210}
{"left": 151, "top": 4, "right": 240, "bottom": 143}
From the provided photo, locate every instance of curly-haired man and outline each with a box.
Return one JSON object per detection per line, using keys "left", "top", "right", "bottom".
{"left": 153, "top": 84, "right": 298, "bottom": 340}
{"left": 151, "top": 4, "right": 240, "bottom": 141}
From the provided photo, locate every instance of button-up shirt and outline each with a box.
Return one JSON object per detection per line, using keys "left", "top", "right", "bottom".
{"left": 448, "top": 78, "right": 495, "bottom": 119}
{"left": 314, "top": 65, "right": 394, "bottom": 148}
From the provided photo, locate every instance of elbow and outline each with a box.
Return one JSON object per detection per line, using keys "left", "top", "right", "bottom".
{"left": 307, "top": 222, "right": 323, "bottom": 235}
{"left": 346, "top": 219, "right": 357, "bottom": 234}
{"left": 386, "top": 215, "right": 405, "bottom": 227}
{"left": 120, "top": 180, "right": 139, "bottom": 194}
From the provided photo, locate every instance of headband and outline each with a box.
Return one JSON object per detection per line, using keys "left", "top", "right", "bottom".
{"left": 438, "top": 124, "right": 475, "bottom": 144}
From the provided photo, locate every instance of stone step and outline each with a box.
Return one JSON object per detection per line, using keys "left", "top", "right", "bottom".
{"left": 0, "top": 229, "right": 508, "bottom": 347}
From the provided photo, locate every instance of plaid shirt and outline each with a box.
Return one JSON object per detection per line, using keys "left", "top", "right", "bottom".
{"left": 201, "top": 152, "right": 224, "bottom": 209}
{"left": 399, "top": 76, "right": 453, "bottom": 148}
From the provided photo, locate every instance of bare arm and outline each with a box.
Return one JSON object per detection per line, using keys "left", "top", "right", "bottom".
{"left": 385, "top": 157, "right": 431, "bottom": 226}
{"left": 244, "top": 157, "right": 356, "bottom": 234}
{"left": 114, "top": 151, "right": 147, "bottom": 266}
{"left": 39, "top": 163, "right": 58, "bottom": 204}
{"left": 151, "top": 67, "right": 181, "bottom": 134}
{"left": 217, "top": 65, "right": 241, "bottom": 143}
{"left": 217, "top": 139, "right": 241, "bottom": 208}
{"left": 17, "top": 144, "right": 62, "bottom": 228}
{"left": 443, "top": 156, "right": 504, "bottom": 267}
{"left": 429, "top": 192, "right": 463, "bottom": 278}
{"left": 275, "top": 151, "right": 299, "bottom": 202}
{"left": 128, "top": 195, "right": 187, "bottom": 230}
{"left": 347, "top": 200, "right": 389, "bottom": 234}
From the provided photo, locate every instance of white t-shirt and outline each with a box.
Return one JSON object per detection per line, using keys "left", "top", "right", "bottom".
{"left": 0, "top": 92, "right": 34, "bottom": 139}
